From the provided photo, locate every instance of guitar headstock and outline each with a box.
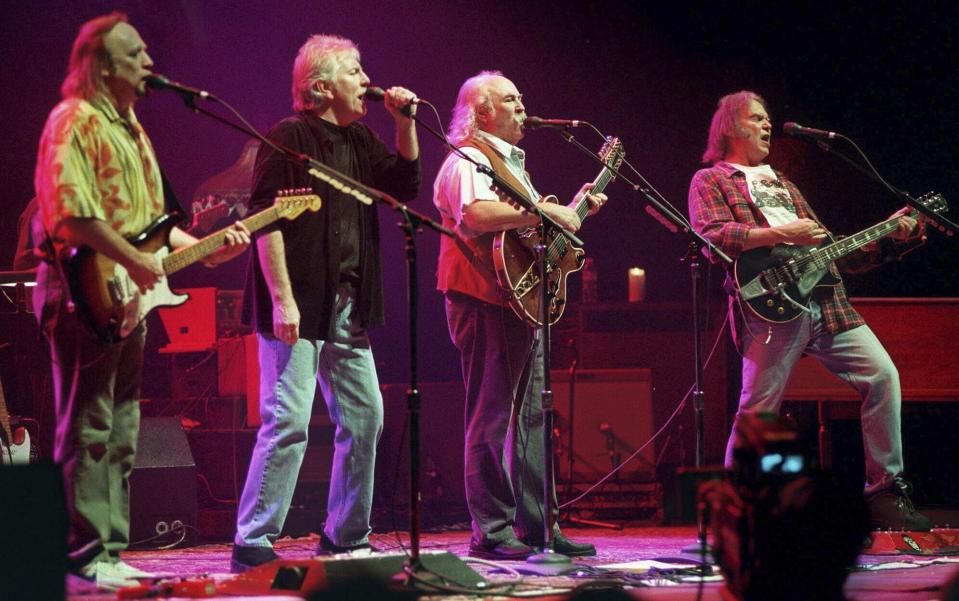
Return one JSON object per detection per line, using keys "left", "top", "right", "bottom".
{"left": 274, "top": 189, "right": 322, "bottom": 219}
{"left": 599, "top": 137, "right": 625, "bottom": 176}
{"left": 915, "top": 192, "right": 952, "bottom": 236}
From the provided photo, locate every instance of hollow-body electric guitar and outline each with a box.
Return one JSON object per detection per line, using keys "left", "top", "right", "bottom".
{"left": 66, "top": 190, "right": 321, "bottom": 343}
{"left": 492, "top": 137, "right": 625, "bottom": 326}
{"left": 735, "top": 192, "right": 948, "bottom": 323}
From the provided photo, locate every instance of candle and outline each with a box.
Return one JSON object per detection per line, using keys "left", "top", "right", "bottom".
{"left": 628, "top": 267, "right": 646, "bottom": 302}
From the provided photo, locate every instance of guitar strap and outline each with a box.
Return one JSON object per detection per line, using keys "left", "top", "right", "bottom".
{"left": 437, "top": 139, "right": 535, "bottom": 305}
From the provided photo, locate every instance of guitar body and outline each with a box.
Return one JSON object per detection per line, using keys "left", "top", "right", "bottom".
{"left": 734, "top": 192, "right": 948, "bottom": 324}
{"left": 492, "top": 217, "right": 585, "bottom": 326}
{"left": 491, "top": 138, "right": 625, "bottom": 326}
{"left": 0, "top": 427, "right": 32, "bottom": 465}
{"left": 67, "top": 214, "right": 188, "bottom": 343}
{"left": 735, "top": 244, "right": 839, "bottom": 323}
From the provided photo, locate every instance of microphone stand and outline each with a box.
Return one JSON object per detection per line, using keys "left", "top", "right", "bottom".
{"left": 550, "top": 127, "right": 731, "bottom": 559}
{"left": 167, "top": 94, "right": 461, "bottom": 581}
{"left": 810, "top": 138, "right": 958, "bottom": 235}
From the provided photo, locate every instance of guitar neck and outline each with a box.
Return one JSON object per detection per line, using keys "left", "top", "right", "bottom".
{"left": 162, "top": 205, "right": 279, "bottom": 275}
{"left": 0, "top": 377, "right": 12, "bottom": 444}
{"left": 812, "top": 210, "right": 914, "bottom": 268}
{"left": 572, "top": 165, "right": 616, "bottom": 221}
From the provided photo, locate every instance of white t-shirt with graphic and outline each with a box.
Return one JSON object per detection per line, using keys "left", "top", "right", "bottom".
{"left": 730, "top": 163, "right": 797, "bottom": 227}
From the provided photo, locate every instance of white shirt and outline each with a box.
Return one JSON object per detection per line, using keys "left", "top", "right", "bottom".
{"left": 729, "top": 162, "right": 797, "bottom": 227}
{"left": 433, "top": 130, "right": 539, "bottom": 239}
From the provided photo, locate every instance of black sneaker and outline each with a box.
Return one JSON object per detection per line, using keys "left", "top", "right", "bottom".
{"left": 231, "top": 545, "right": 278, "bottom": 574}
{"left": 866, "top": 478, "right": 933, "bottom": 532}
{"left": 316, "top": 532, "right": 379, "bottom": 556}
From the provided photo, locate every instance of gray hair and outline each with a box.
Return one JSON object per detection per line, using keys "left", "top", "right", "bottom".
{"left": 291, "top": 34, "right": 359, "bottom": 112}
{"left": 447, "top": 70, "right": 503, "bottom": 145}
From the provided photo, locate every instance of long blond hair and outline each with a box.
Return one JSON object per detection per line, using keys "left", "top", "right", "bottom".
{"left": 60, "top": 11, "right": 128, "bottom": 100}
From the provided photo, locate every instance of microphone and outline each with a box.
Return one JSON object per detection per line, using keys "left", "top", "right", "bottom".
{"left": 783, "top": 121, "right": 837, "bottom": 139}
{"left": 144, "top": 74, "right": 216, "bottom": 101}
{"left": 363, "top": 86, "right": 422, "bottom": 113}
{"left": 524, "top": 116, "right": 582, "bottom": 130}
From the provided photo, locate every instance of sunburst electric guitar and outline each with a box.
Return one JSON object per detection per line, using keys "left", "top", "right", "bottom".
{"left": 491, "top": 137, "right": 625, "bottom": 326}
{"left": 66, "top": 190, "right": 321, "bottom": 343}
{"left": 735, "top": 192, "right": 948, "bottom": 323}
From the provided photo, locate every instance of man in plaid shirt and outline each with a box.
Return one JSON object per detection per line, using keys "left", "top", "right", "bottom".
{"left": 689, "top": 90, "right": 930, "bottom": 531}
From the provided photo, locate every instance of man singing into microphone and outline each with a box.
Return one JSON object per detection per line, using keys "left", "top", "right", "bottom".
{"left": 433, "top": 71, "right": 603, "bottom": 559}
{"left": 34, "top": 13, "right": 250, "bottom": 591}
{"left": 231, "top": 35, "right": 420, "bottom": 572}
{"left": 688, "top": 90, "right": 930, "bottom": 531}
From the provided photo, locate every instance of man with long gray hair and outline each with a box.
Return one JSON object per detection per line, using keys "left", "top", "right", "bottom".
{"left": 434, "top": 71, "right": 604, "bottom": 560}
{"left": 34, "top": 13, "right": 249, "bottom": 591}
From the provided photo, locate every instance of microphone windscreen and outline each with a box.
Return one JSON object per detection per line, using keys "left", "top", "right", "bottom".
{"left": 364, "top": 86, "right": 386, "bottom": 101}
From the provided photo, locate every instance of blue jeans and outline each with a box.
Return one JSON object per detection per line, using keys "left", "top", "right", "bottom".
{"left": 235, "top": 285, "right": 383, "bottom": 549}
{"left": 728, "top": 299, "right": 902, "bottom": 495}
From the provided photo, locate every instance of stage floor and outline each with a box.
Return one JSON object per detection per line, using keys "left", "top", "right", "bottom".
{"left": 63, "top": 524, "right": 959, "bottom": 600}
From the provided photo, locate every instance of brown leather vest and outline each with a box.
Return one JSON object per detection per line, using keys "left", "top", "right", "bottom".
{"left": 436, "top": 138, "right": 534, "bottom": 306}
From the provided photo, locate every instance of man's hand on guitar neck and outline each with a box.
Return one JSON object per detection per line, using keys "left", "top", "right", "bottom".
{"left": 887, "top": 206, "right": 919, "bottom": 241}
{"left": 579, "top": 182, "right": 608, "bottom": 217}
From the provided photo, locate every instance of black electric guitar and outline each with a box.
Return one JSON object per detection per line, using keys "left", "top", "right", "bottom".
{"left": 66, "top": 190, "right": 321, "bottom": 343}
{"left": 492, "top": 137, "right": 625, "bottom": 326}
{"left": 735, "top": 192, "right": 948, "bottom": 323}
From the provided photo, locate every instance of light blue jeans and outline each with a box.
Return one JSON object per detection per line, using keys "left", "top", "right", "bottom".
{"left": 727, "top": 299, "right": 902, "bottom": 495}
{"left": 235, "top": 286, "right": 383, "bottom": 549}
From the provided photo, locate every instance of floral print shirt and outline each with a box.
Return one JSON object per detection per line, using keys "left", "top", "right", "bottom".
{"left": 34, "top": 95, "right": 164, "bottom": 245}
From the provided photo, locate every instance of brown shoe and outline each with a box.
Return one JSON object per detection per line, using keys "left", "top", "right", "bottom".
{"left": 866, "top": 478, "right": 933, "bottom": 532}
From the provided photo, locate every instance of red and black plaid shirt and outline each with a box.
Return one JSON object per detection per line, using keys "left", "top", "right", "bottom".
{"left": 688, "top": 162, "right": 875, "bottom": 334}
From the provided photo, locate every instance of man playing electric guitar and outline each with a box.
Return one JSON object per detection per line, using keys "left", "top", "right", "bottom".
{"left": 434, "top": 72, "right": 605, "bottom": 560}
{"left": 33, "top": 13, "right": 249, "bottom": 591}
{"left": 688, "top": 90, "right": 931, "bottom": 531}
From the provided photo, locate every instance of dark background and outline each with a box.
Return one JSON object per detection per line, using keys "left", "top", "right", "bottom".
{"left": 1, "top": 2, "right": 956, "bottom": 475}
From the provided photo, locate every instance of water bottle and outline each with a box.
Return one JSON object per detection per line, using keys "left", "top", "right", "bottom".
{"left": 581, "top": 257, "right": 598, "bottom": 303}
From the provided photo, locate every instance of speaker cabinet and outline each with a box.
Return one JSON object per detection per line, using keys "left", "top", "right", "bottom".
{"left": 0, "top": 462, "right": 66, "bottom": 601}
{"left": 130, "top": 417, "right": 197, "bottom": 546}
{"left": 551, "top": 368, "right": 655, "bottom": 482}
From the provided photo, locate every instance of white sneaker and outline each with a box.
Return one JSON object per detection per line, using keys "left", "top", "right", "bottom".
{"left": 78, "top": 561, "right": 139, "bottom": 591}
{"left": 112, "top": 559, "right": 156, "bottom": 579}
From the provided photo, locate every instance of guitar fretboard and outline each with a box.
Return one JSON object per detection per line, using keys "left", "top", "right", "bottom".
{"left": 808, "top": 213, "right": 910, "bottom": 270}
{"left": 162, "top": 205, "right": 283, "bottom": 275}
{"left": 547, "top": 144, "right": 622, "bottom": 263}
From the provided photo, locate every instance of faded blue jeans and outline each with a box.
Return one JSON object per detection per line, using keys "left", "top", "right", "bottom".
{"left": 235, "top": 285, "right": 383, "bottom": 549}
{"left": 727, "top": 299, "right": 902, "bottom": 495}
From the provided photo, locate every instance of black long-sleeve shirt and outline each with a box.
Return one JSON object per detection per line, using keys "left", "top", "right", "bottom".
{"left": 242, "top": 111, "right": 421, "bottom": 341}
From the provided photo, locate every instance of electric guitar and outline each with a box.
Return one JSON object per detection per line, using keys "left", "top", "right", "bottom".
{"left": 492, "top": 137, "right": 625, "bottom": 326}
{"left": 0, "top": 376, "right": 31, "bottom": 465}
{"left": 66, "top": 190, "right": 322, "bottom": 343}
{"left": 735, "top": 192, "right": 948, "bottom": 323}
